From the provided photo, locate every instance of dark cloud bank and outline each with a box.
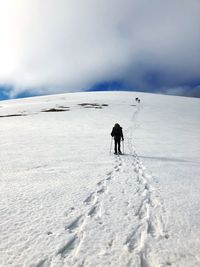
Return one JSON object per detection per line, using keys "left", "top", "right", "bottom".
{"left": 0, "top": 0, "right": 199, "bottom": 98}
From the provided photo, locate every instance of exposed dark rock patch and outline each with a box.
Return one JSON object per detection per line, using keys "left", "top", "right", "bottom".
{"left": 42, "top": 107, "right": 70, "bottom": 112}
{"left": 58, "top": 106, "right": 70, "bottom": 109}
{"left": 0, "top": 114, "right": 26, "bottom": 118}
{"left": 78, "top": 103, "right": 108, "bottom": 109}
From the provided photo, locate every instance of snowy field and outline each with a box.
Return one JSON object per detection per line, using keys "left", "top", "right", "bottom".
{"left": 0, "top": 91, "right": 200, "bottom": 267}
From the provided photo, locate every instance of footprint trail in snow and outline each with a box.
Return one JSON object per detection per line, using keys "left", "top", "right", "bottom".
{"left": 48, "top": 106, "right": 168, "bottom": 267}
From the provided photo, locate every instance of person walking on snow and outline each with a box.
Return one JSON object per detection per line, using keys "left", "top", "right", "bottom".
{"left": 111, "top": 123, "right": 124, "bottom": 154}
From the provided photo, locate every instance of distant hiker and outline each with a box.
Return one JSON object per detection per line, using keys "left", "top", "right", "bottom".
{"left": 111, "top": 123, "right": 124, "bottom": 154}
{"left": 135, "top": 97, "right": 140, "bottom": 103}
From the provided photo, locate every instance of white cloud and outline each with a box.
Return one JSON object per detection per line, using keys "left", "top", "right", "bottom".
{"left": 0, "top": 0, "right": 200, "bottom": 97}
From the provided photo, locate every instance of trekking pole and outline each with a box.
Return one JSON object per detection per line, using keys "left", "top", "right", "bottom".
{"left": 109, "top": 137, "right": 113, "bottom": 154}
{"left": 122, "top": 140, "right": 125, "bottom": 154}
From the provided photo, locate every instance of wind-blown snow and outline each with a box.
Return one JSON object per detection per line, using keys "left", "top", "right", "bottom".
{"left": 0, "top": 91, "right": 199, "bottom": 267}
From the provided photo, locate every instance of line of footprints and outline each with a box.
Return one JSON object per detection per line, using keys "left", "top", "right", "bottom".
{"left": 57, "top": 156, "right": 123, "bottom": 261}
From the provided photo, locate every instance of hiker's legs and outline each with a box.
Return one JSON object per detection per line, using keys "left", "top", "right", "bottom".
{"left": 117, "top": 140, "right": 121, "bottom": 153}
{"left": 114, "top": 139, "right": 121, "bottom": 154}
{"left": 114, "top": 139, "right": 117, "bottom": 154}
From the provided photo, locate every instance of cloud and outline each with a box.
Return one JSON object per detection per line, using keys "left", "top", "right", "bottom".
{"left": 0, "top": 0, "right": 200, "bottom": 97}
{"left": 160, "top": 86, "right": 200, "bottom": 98}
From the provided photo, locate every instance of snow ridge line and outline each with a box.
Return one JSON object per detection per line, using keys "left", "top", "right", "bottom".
{"left": 124, "top": 104, "right": 169, "bottom": 266}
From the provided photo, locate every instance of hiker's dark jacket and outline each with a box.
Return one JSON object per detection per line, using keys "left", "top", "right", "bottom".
{"left": 111, "top": 124, "right": 124, "bottom": 140}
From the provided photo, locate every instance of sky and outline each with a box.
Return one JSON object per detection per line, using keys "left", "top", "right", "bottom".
{"left": 0, "top": 0, "right": 200, "bottom": 100}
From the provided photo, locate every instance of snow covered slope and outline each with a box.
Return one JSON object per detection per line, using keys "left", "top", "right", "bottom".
{"left": 0, "top": 91, "right": 199, "bottom": 267}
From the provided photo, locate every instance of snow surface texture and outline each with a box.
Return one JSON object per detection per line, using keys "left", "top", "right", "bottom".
{"left": 0, "top": 92, "right": 199, "bottom": 267}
